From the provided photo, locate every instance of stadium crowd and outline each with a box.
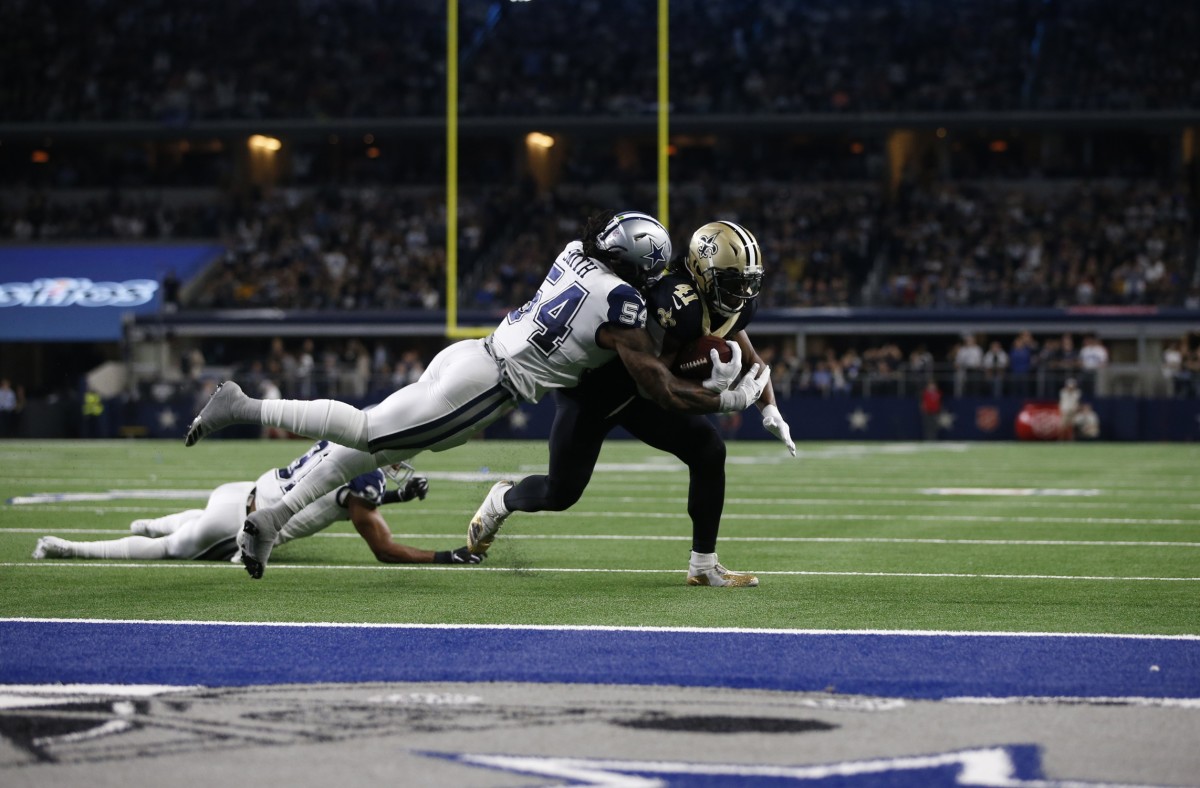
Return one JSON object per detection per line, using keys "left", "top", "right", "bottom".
{"left": 3, "top": 0, "right": 1197, "bottom": 122}
{"left": 182, "top": 327, "right": 1200, "bottom": 408}
{"left": 4, "top": 177, "right": 1194, "bottom": 312}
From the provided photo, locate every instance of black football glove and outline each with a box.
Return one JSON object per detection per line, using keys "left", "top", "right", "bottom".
{"left": 436, "top": 546, "right": 485, "bottom": 565}
{"left": 398, "top": 475, "right": 429, "bottom": 502}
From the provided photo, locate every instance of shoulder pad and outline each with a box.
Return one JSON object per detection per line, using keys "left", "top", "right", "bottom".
{"left": 649, "top": 277, "right": 705, "bottom": 341}
{"left": 604, "top": 283, "right": 647, "bottom": 328}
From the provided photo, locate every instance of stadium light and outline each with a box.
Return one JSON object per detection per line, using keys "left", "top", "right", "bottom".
{"left": 248, "top": 134, "right": 282, "bottom": 152}
{"left": 526, "top": 132, "right": 555, "bottom": 149}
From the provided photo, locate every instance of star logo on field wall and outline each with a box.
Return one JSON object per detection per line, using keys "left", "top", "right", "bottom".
{"left": 847, "top": 408, "right": 871, "bottom": 431}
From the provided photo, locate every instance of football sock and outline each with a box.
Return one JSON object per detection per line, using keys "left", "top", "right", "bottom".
{"left": 259, "top": 399, "right": 369, "bottom": 450}
{"left": 689, "top": 551, "right": 717, "bottom": 573}
{"left": 68, "top": 536, "right": 171, "bottom": 560}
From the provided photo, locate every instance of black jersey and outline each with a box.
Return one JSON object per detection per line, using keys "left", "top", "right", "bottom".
{"left": 562, "top": 270, "right": 758, "bottom": 413}
{"left": 646, "top": 271, "right": 758, "bottom": 348}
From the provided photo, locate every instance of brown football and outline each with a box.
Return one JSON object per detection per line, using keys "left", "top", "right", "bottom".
{"left": 671, "top": 335, "right": 734, "bottom": 380}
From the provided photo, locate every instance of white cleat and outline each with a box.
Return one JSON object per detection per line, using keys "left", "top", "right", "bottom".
{"left": 32, "top": 536, "right": 71, "bottom": 559}
{"left": 467, "top": 480, "right": 514, "bottom": 555}
{"left": 687, "top": 562, "right": 759, "bottom": 588}
{"left": 184, "top": 381, "right": 247, "bottom": 447}
{"left": 237, "top": 509, "right": 282, "bottom": 580}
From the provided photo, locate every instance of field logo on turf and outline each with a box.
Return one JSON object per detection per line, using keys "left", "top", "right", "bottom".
{"left": 434, "top": 745, "right": 1129, "bottom": 787}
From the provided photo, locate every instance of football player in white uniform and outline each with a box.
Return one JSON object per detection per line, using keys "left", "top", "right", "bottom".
{"left": 32, "top": 440, "right": 483, "bottom": 566}
{"left": 182, "top": 211, "right": 771, "bottom": 579}
{"left": 467, "top": 220, "right": 794, "bottom": 587}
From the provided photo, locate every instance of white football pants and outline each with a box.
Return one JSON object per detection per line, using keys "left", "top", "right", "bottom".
{"left": 57, "top": 482, "right": 253, "bottom": 560}
{"left": 258, "top": 338, "right": 517, "bottom": 520}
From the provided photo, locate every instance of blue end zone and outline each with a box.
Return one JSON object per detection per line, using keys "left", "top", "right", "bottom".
{"left": 1, "top": 621, "right": 1196, "bottom": 699}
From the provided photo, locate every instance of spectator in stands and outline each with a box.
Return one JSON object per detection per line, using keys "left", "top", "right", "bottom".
{"left": 953, "top": 334, "right": 983, "bottom": 397}
{"left": 1073, "top": 403, "right": 1100, "bottom": 440}
{"left": 0, "top": 378, "right": 21, "bottom": 437}
{"left": 982, "top": 340, "right": 1009, "bottom": 398}
{"left": 1078, "top": 335, "right": 1110, "bottom": 397}
{"left": 920, "top": 380, "right": 943, "bottom": 442}
{"left": 1059, "top": 378, "right": 1082, "bottom": 441}
{"left": 1008, "top": 332, "right": 1037, "bottom": 398}
{"left": 1163, "top": 341, "right": 1186, "bottom": 396}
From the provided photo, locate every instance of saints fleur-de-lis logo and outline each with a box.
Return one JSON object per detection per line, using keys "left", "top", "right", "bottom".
{"left": 656, "top": 307, "right": 676, "bottom": 327}
{"left": 696, "top": 232, "right": 720, "bottom": 260}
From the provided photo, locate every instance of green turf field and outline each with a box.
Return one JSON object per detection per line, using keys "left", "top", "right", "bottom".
{"left": 1, "top": 439, "right": 1197, "bottom": 634}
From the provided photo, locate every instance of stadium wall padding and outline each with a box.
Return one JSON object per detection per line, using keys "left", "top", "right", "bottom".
{"left": 10, "top": 395, "right": 1198, "bottom": 442}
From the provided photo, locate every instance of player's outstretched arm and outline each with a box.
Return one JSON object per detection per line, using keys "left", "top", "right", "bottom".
{"left": 602, "top": 325, "right": 769, "bottom": 415}
{"left": 732, "top": 330, "right": 796, "bottom": 457}
{"left": 347, "top": 498, "right": 483, "bottom": 565}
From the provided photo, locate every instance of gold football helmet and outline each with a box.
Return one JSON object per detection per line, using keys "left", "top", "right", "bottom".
{"left": 684, "top": 220, "right": 763, "bottom": 318}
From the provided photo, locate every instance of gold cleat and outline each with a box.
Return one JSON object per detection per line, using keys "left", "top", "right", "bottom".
{"left": 467, "top": 480, "right": 514, "bottom": 555}
{"left": 687, "top": 563, "right": 759, "bottom": 587}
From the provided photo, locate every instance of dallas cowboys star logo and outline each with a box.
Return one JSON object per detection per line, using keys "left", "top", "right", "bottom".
{"left": 847, "top": 408, "right": 871, "bottom": 431}
{"left": 642, "top": 239, "right": 668, "bottom": 267}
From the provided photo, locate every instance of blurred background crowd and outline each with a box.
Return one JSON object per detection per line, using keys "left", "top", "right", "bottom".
{"left": 1, "top": 0, "right": 1199, "bottom": 423}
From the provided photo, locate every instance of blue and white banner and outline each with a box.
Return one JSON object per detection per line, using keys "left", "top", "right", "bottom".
{"left": 0, "top": 244, "right": 220, "bottom": 341}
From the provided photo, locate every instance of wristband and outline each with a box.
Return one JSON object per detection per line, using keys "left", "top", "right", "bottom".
{"left": 433, "top": 550, "right": 451, "bottom": 564}
{"left": 718, "top": 389, "right": 747, "bottom": 412}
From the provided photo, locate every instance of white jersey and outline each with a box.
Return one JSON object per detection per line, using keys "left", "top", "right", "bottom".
{"left": 254, "top": 441, "right": 387, "bottom": 544}
{"left": 488, "top": 241, "right": 648, "bottom": 402}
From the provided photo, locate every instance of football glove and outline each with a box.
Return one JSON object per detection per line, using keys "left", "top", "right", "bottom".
{"left": 398, "top": 475, "right": 429, "bottom": 502}
{"left": 435, "top": 546, "right": 485, "bottom": 564}
{"left": 702, "top": 341, "right": 743, "bottom": 392}
{"left": 717, "top": 363, "right": 770, "bottom": 412}
{"left": 760, "top": 403, "right": 796, "bottom": 457}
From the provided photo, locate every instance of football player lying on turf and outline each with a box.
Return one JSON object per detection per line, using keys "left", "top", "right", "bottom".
{"left": 183, "top": 211, "right": 770, "bottom": 581}
{"left": 33, "top": 440, "right": 483, "bottom": 566}
{"left": 467, "top": 220, "right": 794, "bottom": 588}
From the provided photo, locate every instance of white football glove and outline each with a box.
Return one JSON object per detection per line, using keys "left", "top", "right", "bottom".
{"left": 717, "top": 363, "right": 770, "bottom": 412}
{"left": 702, "top": 341, "right": 743, "bottom": 392}
{"left": 760, "top": 403, "right": 796, "bottom": 457}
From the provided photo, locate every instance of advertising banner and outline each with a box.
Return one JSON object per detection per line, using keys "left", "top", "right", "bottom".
{"left": 0, "top": 244, "right": 220, "bottom": 341}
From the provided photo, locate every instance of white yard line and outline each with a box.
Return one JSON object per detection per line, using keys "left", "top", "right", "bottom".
{"left": 1, "top": 562, "right": 1196, "bottom": 582}
{"left": 3, "top": 507, "right": 1197, "bottom": 525}
{"left": 4, "top": 616, "right": 1198, "bottom": 640}
{"left": 4, "top": 528, "right": 1199, "bottom": 548}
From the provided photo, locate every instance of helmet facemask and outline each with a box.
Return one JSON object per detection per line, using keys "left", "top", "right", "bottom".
{"left": 383, "top": 462, "right": 415, "bottom": 486}
{"left": 685, "top": 221, "right": 764, "bottom": 318}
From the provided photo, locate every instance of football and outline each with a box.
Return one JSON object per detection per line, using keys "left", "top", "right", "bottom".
{"left": 671, "top": 335, "right": 734, "bottom": 380}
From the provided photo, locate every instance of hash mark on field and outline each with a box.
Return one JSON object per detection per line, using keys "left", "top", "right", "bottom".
{"left": 3, "top": 562, "right": 1196, "bottom": 582}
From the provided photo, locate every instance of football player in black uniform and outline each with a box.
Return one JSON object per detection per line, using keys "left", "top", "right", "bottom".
{"left": 468, "top": 220, "right": 795, "bottom": 587}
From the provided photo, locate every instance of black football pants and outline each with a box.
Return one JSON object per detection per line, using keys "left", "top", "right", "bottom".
{"left": 505, "top": 391, "right": 726, "bottom": 553}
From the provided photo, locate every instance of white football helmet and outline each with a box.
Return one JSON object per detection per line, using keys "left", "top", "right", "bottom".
{"left": 684, "top": 220, "right": 763, "bottom": 318}
{"left": 591, "top": 211, "right": 672, "bottom": 287}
